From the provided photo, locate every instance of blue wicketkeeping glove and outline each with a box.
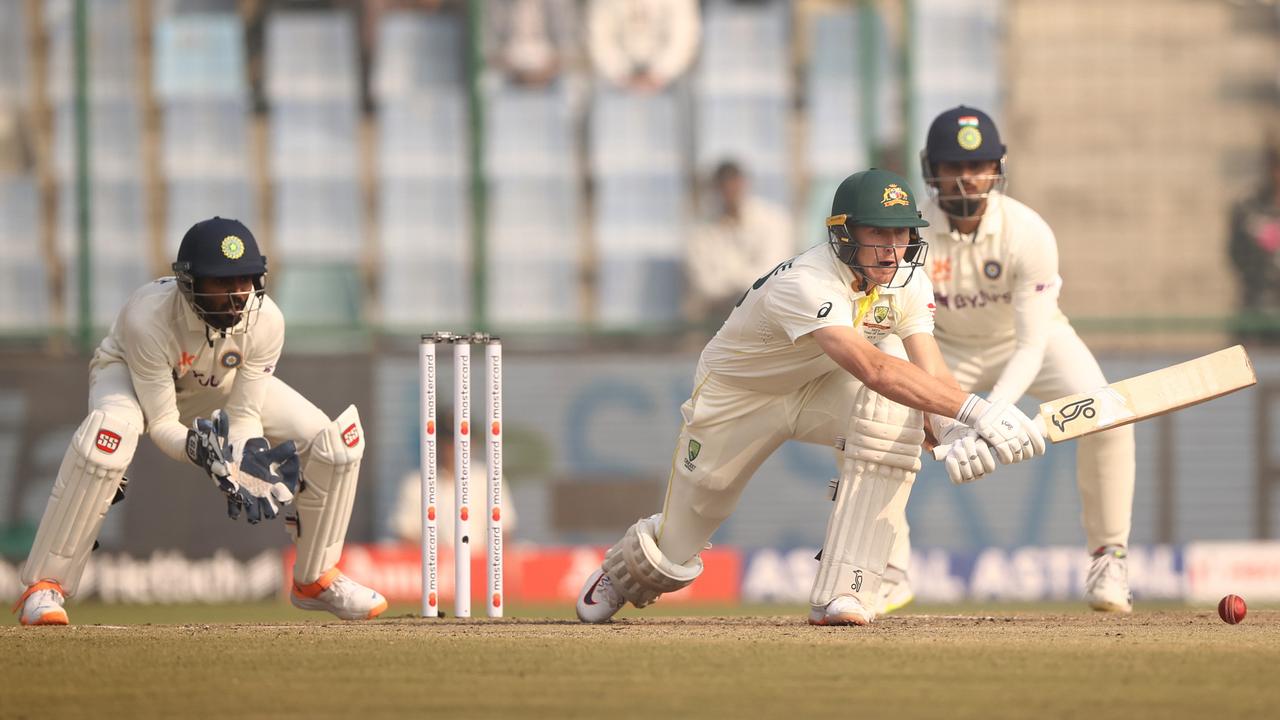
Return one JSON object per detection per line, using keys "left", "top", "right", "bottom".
{"left": 186, "top": 409, "right": 233, "bottom": 488}
{"left": 224, "top": 438, "right": 301, "bottom": 524}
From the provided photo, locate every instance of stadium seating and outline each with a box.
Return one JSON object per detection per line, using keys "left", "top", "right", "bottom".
{"left": 266, "top": 9, "right": 364, "bottom": 326}
{"left": 373, "top": 11, "right": 472, "bottom": 328}
{"left": 696, "top": 0, "right": 790, "bottom": 208}
{"left": 485, "top": 85, "right": 582, "bottom": 326}
{"left": 0, "top": 177, "right": 51, "bottom": 331}
{"left": 46, "top": 1, "right": 150, "bottom": 326}
{"left": 590, "top": 89, "right": 685, "bottom": 327}
{"left": 910, "top": 0, "right": 1003, "bottom": 171}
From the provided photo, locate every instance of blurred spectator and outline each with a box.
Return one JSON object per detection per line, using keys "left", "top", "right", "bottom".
{"left": 587, "top": 0, "right": 700, "bottom": 93}
{"left": 0, "top": 104, "right": 33, "bottom": 174}
{"left": 1228, "top": 143, "right": 1280, "bottom": 343}
{"left": 486, "top": 0, "right": 577, "bottom": 88}
{"left": 684, "top": 160, "right": 792, "bottom": 325}
{"left": 390, "top": 407, "right": 517, "bottom": 546}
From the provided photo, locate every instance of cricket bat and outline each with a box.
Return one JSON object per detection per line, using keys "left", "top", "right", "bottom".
{"left": 932, "top": 345, "right": 1257, "bottom": 460}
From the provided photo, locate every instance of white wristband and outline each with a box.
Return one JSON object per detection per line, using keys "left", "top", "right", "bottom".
{"left": 955, "top": 394, "right": 991, "bottom": 426}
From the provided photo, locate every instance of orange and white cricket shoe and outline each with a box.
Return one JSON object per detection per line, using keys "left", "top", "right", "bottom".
{"left": 14, "top": 580, "right": 70, "bottom": 626}
{"left": 808, "top": 595, "right": 874, "bottom": 626}
{"left": 291, "top": 568, "right": 387, "bottom": 620}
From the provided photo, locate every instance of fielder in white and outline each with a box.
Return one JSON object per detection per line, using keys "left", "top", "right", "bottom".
{"left": 877, "top": 106, "right": 1136, "bottom": 614}
{"left": 576, "top": 169, "right": 1047, "bottom": 626}
{"left": 13, "top": 217, "right": 386, "bottom": 625}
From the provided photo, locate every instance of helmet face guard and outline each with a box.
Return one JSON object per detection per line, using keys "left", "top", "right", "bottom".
{"left": 920, "top": 150, "right": 1008, "bottom": 222}
{"left": 173, "top": 263, "right": 266, "bottom": 334}
{"left": 826, "top": 214, "right": 929, "bottom": 289}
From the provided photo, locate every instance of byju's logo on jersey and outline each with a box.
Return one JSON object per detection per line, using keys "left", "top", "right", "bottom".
{"left": 684, "top": 439, "right": 702, "bottom": 471}
{"left": 95, "top": 429, "right": 122, "bottom": 454}
{"left": 881, "top": 184, "right": 910, "bottom": 207}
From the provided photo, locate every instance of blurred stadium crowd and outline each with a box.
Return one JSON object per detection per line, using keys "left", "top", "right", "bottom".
{"left": 3, "top": 0, "right": 1278, "bottom": 347}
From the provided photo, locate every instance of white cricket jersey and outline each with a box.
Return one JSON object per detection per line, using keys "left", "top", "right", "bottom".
{"left": 90, "top": 278, "right": 285, "bottom": 463}
{"left": 921, "top": 191, "right": 1066, "bottom": 344}
{"left": 699, "top": 244, "right": 936, "bottom": 394}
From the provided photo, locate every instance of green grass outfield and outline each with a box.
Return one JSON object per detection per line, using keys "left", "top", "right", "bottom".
{"left": 3, "top": 602, "right": 1278, "bottom": 720}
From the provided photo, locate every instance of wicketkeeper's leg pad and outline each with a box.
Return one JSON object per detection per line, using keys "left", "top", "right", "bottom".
{"left": 602, "top": 514, "right": 703, "bottom": 608}
{"left": 22, "top": 409, "right": 139, "bottom": 596}
{"left": 809, "top": 384, "right": 923, "bottom": 610}
{"left": 292, "top": 405, "right": 365, "bottom": 585}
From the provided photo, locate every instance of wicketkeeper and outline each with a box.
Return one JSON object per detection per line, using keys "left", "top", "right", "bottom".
{"left": 13, "top": 217, "right": 386, "bottom": 625}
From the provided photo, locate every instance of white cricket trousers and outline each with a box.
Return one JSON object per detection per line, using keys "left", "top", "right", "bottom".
{"left": 656, "top": 360, "right": 866, "bottom": 564}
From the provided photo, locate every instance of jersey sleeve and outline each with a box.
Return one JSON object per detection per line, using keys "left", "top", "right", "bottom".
{"left": 989, "top": 211, "right": 1061, "bottom": 404}
{"left": 223, "top": 298, "right": 285, "bottom": 453}
{"left": 893, "top": 271, "right": 937, "bottom": 340}
{"left": 120, "top": 309, "right": 189, "bottom": 463}
{"left": 766, "top": 271, "right": 855, "bottom": 343}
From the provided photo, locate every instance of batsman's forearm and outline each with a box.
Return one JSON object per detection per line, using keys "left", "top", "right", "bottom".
{"left": 858, "top": 354, "right": 972, "bottom": 420}
{"left": 821, "top": 336, "right": 969, "bottom": 418}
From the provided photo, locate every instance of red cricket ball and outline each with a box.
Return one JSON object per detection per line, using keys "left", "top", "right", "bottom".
{"left": 1218, "top": 594, "right": 1247, "bottom": 625}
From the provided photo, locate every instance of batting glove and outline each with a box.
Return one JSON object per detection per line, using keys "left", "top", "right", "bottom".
{"left": 958, "top": 396, "right": 1047, "bottom": 465}
{"left": 933, "top": 416, "right": 997, "bottom": 484}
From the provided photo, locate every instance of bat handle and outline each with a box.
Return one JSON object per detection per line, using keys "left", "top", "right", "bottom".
{"left": 929, "top": 414, "right": 1051, "bottom": 462}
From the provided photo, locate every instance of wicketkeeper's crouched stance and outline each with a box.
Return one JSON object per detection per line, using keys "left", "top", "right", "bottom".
{"left": 13, "top": 217, "right": 386, "bottom": 626}
{"left": 576, "top": 170, "right": 1048, "bottom": 626}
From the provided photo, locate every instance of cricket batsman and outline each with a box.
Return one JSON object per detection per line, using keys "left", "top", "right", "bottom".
{"left": 13, "top": 217, "right": 386, "bottom": 625}
{"left": 576, "top": 169, "right": 1047, "bottom": 625}
{"left": 876, "top": 106, "right": 1136, "bottom": 614}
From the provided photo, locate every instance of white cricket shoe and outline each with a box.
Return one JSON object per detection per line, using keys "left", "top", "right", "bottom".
{"left": 875, "top": 565, "right": 915, "bottom": 617}
{"left": 576, "top": 567, "right": 625, "bottom": 624}
{"left": 809, "top": 595, "right": 874, "bottom": 626}
{"left": 14, "top": 580, "right": 69, "bottom": 626}
{"left": 1085, "top": 545, "right": 1133, "bottom": 613}
{"left": 291, "top": 568, "right": 388, "bottom": 620}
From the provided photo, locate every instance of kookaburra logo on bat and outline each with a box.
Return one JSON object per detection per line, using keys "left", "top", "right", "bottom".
{"left": 1051, "top": 398, "right": 1097, "bottom": 432}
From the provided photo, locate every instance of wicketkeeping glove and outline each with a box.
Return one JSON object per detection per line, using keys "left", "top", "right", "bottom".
{"left": 186, "top": 409, "right": 233, "bottom": 487}
{"left": 224, "top": 438, "right": 301, "bottom": 524}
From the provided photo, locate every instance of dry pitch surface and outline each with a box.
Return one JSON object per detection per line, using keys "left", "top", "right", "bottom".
{"left": 3, "top": 608, "right": 1277, "bottom": 719}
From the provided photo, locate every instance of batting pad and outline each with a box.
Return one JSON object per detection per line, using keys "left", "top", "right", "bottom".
{"left": 809, "top": 385, "right": 922, "bottom": 609}
{"left": 603, "top": 514, "right": 703, "bottom": 608}
{"left": 293, "top": 405, "right": 365, "bottom": 584}
{"left": 23, "top": 409, "right": 139, "bottom": 596}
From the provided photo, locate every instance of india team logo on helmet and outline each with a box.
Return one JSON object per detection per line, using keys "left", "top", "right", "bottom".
{"left": 221, "top": 235, "right": 245, "bottom": 260}
{"left": 881, "top": 184, "right": 911, "bottom": 207}
{"left": 957, "top": 126, "right": 983, "bottom": 151}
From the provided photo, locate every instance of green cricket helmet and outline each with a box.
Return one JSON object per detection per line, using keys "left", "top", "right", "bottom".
{"left": 826, "top": 168, "right": 929, "bottom": 288}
